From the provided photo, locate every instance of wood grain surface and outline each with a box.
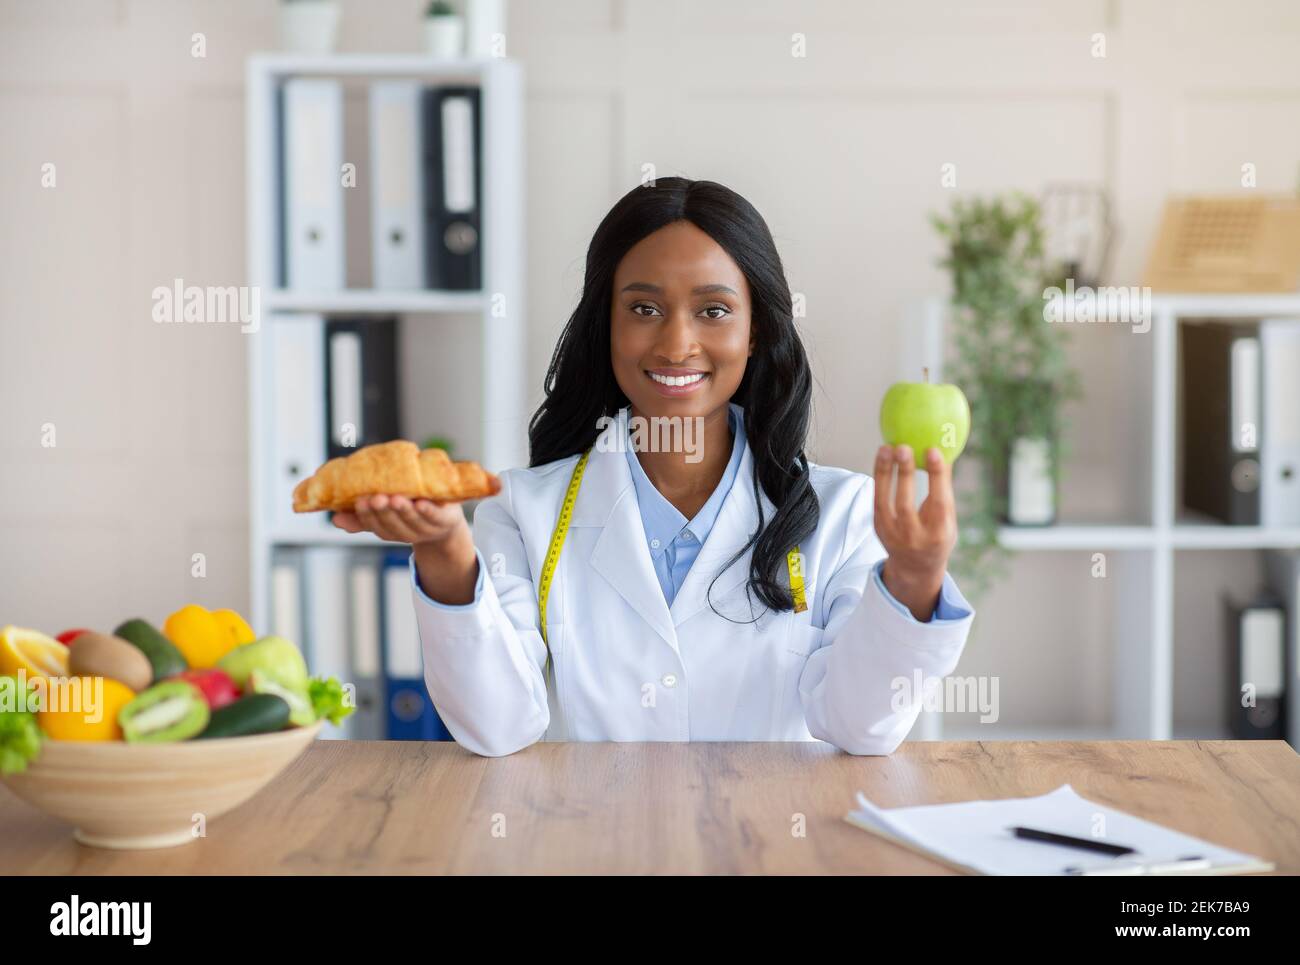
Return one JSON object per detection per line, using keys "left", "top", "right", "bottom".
{"left": 2, "top": 740, "right": 1297, "bottom": 875}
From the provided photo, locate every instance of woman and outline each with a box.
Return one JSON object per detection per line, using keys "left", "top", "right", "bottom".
{"left": 333, "top": 177, "right": 973, "bottom": 757}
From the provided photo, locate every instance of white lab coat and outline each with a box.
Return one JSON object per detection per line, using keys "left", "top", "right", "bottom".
{"left": 412, "top": 416, "right": 974, "bottom": 757}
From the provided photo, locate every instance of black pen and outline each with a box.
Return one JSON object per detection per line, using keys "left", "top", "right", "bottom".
{"left": 1008, "top": 826, "right": 1135, "bottom": 856}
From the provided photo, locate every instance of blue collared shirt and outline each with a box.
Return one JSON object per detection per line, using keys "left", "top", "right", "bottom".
{"left": 412, "top": 404, "right": 969, "bottom": 624}
{"left": 624, "top": 403, "right": 747, "bottom": 606}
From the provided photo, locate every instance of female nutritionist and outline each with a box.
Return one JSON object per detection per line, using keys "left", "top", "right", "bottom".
{"left": 333, "top": 177, "right": 974, "bottom": 757}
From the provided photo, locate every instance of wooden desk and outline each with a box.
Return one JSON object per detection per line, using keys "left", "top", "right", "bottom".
{"left": 2, "top": 740, "right": 1297, "bottom": 874}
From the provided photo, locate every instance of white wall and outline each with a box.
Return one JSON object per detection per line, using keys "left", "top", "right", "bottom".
{"left": 1, "top": 0, "right": 1297, "bottom": 731}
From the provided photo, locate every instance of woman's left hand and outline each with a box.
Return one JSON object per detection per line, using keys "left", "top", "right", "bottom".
{"left": 873, "top": 444, "right": 958, "bottom": 621}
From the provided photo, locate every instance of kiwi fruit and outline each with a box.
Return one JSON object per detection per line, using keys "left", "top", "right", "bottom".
{"left": 67, "top": 631, "right": 154, "bottom": 692}
{"left": 118, "top": 680, "right": 210, "bottom": 743}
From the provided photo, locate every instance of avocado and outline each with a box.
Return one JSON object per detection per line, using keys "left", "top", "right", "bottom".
{"left": 114, "top": 618, "right": 188, "bottom": 682}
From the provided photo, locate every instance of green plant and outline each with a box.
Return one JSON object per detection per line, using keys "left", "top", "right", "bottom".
{"left": 425, "top": 1, "right": 456, "bottom": 16}
{"left": 930, "top": 194, "right": 1082, "bottom": 598}
{"left": 421, "top": 435, "right": 455, "bottom": 455}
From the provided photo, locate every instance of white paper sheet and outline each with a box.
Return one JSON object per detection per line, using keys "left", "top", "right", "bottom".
{"left": 845, "top": 784, "right": 1273, "bottom": 876}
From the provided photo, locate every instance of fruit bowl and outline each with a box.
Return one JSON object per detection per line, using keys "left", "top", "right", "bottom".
{"left": 0, "top": 721, "right": 323, "bottom": 850}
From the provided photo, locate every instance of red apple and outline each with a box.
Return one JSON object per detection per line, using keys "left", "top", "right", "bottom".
{"left": 174, "top": 668, "right": 241, "bottom": 710}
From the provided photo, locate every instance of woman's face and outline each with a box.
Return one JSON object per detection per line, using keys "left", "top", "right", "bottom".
{"left": 610, "top": 220, "right": 753, "bottom": 424}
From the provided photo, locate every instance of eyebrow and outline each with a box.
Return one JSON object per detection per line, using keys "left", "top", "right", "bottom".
{"left": 620, "top": 282, "right": 738, "bottom": 296}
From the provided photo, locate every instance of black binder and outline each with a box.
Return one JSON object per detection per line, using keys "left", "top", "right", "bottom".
{"left": 323, "top": 318, "right": 400, "bottom": 460}
{"left": 1225, "top": 596, "right": 1286, "bottom": 739}
{"left": 422, "top": 86, "right": 482, "bottom": 291}
{"left": 1181, "top": 322, "right": 1261, "bottom": 524}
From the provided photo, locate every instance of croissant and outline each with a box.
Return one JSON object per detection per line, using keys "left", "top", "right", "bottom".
{"left": 292, "top": 441, "right": 501, "bottom": 513}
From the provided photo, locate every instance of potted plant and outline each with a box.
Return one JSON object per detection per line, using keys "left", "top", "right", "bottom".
{"left": 278, "top": 0, "right": 341, "bottom": 55}
{"left": 931, "top": 194, "right": 1082, "bottom": 595}
{"left": 425, "top": 1, "right": 465, "bottom": 57}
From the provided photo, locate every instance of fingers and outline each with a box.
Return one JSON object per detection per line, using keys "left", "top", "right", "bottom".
{"left": 924, "top": 447, "right": 954, "bottom": 510}
{"left": 873, "top": 445, "right": 896, "bottom": 532}
{"left": 413, "top": 498, "right": 459, "bottom": 528}
{"left": 876, "top": 442, "right": 959, "bottom": 574}
{"left": 356, "top": 494, "right": 417, "bottom": 544}
{"left": 331, "top": 511, "right": 362, "bottom": 533}
{"left": 353, "top": 496, "right": 389, "bottom": 541}
{"left": 894, "top": 445, "right": 916, "bottom": 518}
{"left": 389, "top": 495, "right": 432, "bottom": 537}
{"left": 380, "top": 495, "right": 435, "bottom": 544}
{"left": 349, "top": 493, "right": 468, "bottom": 547}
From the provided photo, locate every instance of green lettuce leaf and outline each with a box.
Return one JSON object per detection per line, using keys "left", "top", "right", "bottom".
{"left": 0, "top": 675, "right": 45, "bottom": 775}
{"left": 308, "top": 676, "right": 355, "bottom": 726}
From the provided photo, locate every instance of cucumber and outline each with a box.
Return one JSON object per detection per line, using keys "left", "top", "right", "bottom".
{"left": 197, "top": 694, "right": 291, "bottom": 739}
{"left": 114, "top": 618, "right": 188, "bottom": 682}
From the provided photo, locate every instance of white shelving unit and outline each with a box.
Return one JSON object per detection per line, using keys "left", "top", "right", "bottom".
{"left": 245, "top": 53, "right": 527, "bottom": 632}
{"left": 913, "top": 293, "right": 1300, "bottom": 742}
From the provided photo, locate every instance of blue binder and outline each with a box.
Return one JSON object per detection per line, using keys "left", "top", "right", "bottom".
{"left": 381, "top": 550, "right": 452, "bottom": 741}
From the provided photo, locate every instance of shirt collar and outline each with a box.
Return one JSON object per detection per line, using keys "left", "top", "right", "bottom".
{"left": 624, "top": 403, "right": 747, "bottom": 560}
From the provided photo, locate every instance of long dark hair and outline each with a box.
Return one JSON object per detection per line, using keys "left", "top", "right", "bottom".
{"left": 528, "top": 177, "right": 818, "bottom": 614}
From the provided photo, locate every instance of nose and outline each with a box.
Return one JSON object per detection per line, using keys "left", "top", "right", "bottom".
{"left": 653, "top": 309, "right": 699, "bottom": 363}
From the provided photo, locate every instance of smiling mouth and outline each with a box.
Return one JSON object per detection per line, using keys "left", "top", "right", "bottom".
{"left": 647, "top": 369, "right": 709, "bottom": 387}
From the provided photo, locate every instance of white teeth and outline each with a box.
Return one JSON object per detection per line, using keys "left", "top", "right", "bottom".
{"left": 649, "top": 372, "right": 705, "bottom": 387}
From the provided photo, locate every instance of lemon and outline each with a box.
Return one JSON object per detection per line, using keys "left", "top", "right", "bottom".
{"left": 0, "top": 625, "right": 71, "bottom": 678}
{"left": 39, "top": 676, "right": 136, "bottom": 741}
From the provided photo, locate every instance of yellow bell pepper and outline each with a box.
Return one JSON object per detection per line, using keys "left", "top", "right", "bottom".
{"left": 163, "top": 604, "right": 243, "bottom": 669}
{"left": 212, "top": 608, "right": 255, "bottom": 649}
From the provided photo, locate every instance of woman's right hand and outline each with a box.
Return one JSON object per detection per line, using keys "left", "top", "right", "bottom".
{"left": 333, "top": 495, "right": 479, "bottom": 605}
{"left": 332, "top": 494, "right": 468, "bottom": 546}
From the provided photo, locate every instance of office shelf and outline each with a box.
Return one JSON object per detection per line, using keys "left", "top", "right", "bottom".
{"left": 246, "top": 54, "right": 527, "bottom": 634}
{"left": 912, "top": 294, "right": 1300, "bottom": 744}
{"left": 1138, "top": 293, "right": 1300, "bottom": 318}
{"left": 993, "top": 524, "right": 1300, "bottom": 551}
{"left": 1169, "top": 525, "right": 1300, "bottom": 549}
{"left": 995, "top": 525, "right": 1157, "bottom": 551}
{"left": 268, "top": 529, "right": 407, "bottom": 548}
{"left": 263, "top": 289, "right": 485, "bottom": 315}
{"left": 247, "top": 53, "right": 506, "bottom": 78}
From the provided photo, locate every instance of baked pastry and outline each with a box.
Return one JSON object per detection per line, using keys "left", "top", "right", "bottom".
{"left": 292, "top": 441, "right": 501, "bottom": 513}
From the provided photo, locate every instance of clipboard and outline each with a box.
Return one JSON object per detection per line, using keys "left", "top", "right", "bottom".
{"left": 844, "top": 784, "right": 1274, "bottom": 876}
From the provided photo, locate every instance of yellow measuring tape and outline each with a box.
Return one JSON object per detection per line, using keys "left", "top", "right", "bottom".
{"left": 538, "top": 449, "right": 591, "bottom": 650}
{"left": 536, "top": 448, "right": 807, "bottom": 649}
{"left": 787, "top": 546, "right": 807, "bottom": 614}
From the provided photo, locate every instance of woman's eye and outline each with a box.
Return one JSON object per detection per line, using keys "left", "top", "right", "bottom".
{"left": 701, "top": 305, "right": 730, "bottom": 319}
{"left": 630, "top": 302, "right": 661, "bottom": 317}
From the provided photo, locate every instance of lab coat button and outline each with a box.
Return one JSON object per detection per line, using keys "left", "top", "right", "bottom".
{"left": 661, "top": 673, "right": 677, "bottom": 688}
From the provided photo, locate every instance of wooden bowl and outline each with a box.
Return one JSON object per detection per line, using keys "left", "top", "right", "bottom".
{"left": 0, "top": 722, "right": 323, "bottom": 850}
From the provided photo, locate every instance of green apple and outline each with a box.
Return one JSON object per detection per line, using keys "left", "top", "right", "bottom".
{"left": 217, "top": 635, "right": 309, "bottom": 692}
{"left": 880, "top": 374, "right": 971, "bottom": 469}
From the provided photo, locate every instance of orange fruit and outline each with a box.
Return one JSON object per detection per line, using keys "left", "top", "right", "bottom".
{"left": 38, "top": 676, "right": 136, "bottom": 741}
